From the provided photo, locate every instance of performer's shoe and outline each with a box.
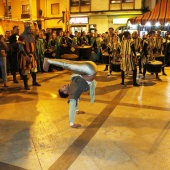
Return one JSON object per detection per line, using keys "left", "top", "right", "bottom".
{"left": 120, "top": 82, "right": 124, "bottom": 85}
{"left": 71, "top": 124, "right": 81, "bottom": 128}
{"left": 13, "top": 79, "right": 19, "bottom": 83}
{"left": 162, "top": 72, "right": 167, "bottom": 76}
{"left": 4, "top": 83, "right": 8, "bottom": 87}
{"left": 25, "top": 86, "right": 30, "bottom": 90}
{"left": 139, "top": 71, "right": 143, "bottom": 74}
{"left": 76, "top": 110, "right": 85, "bottom": 114}
{"left": 141, "top": 76, "right": 145, "bottom": 79}
{"left": 156, "top": 76, "right": 161, "bottom": 81}
{"left": 133, "top": 83, "right": 140, "bottom": 87}
{"left": 43, "top": 58, "right": 50, "bottom": 72}
{"left": 103, "top": 68, "right": 108, "bottom": 71}
{"left": 32, "top": 82, "right": 41, "bottom": 86}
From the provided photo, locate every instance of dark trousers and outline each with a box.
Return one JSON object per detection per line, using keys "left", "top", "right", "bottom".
{"left": 121, "top": 69, "right": 137, "bottom": 85}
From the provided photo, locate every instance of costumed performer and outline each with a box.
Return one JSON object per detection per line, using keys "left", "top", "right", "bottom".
{"left": 43, "top": 58, "right": 97, "bottom": 128}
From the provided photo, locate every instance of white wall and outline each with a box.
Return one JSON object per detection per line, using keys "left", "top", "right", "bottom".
{"left": 89, "top": 16, "right": 108, "bottom": 34}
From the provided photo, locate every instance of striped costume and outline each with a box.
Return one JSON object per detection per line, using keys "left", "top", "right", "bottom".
{"left": 120, "top": 39, "right": 136, "bottom": 71}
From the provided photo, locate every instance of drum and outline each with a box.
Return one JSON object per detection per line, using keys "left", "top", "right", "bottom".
{"left": 102, "top": 52, "right": 110, "bottom": 64}
{"left": 60, "top": 46, "right": 79, "bottom": 58}
{"left": 78, "top": 46, "right": 92, "bottom": 60}
{"left": 155, "top": 55, "right": 164, "bottom": 63}
{"left": 146, "top": 61, "right": 162, "bottom": 73}
{"left": 110, "top": 61, "right": 121, "bottom": 72}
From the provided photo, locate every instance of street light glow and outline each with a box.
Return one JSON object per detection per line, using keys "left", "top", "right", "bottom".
{"left": 145, "top": 22, "right": 151, "bottom": 26}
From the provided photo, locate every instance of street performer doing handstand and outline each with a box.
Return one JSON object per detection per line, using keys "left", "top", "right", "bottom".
{"left": 43, "top": 58, "right": 97, "bottom": 128}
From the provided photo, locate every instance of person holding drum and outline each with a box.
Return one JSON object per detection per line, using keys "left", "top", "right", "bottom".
{"left": 154, "top": 29, "right": 167, "bottom": 76}
{"left": 132, "top": 31, "right": 142, "bottom": 74}
{"left": 142, "top": 30, "right": 161, "bottom": 80}
{"left": 162, "top": 32, "right": 170, "bottom": 75}
{"left": 101, "top": 34, "right": 109, "bottom": 71}
{"left": 120, "top": 31, "right": 139, "bottom": 86}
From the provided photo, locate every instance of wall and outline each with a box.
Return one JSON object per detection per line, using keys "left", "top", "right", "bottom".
{"left": 0, "top": 0, "right": 5, "bottom": 17}
{"left": 135, "top": 0, "right": 142, "bottom": 9}
{"left": 91, "top": 1, "right": 109, "bottom": 11}
{"left": 41, "top": 0, "right": 69, "bottom": 30}
{"left": 89, "top": 16, "right": 109, "bottom": 34}
{"left": 0, "top": 20, "right": 24, "bottom": 33}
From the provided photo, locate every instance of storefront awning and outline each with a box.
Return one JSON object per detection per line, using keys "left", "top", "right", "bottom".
{"left": 128, "top": 0, "right": 170, "bottom": 25}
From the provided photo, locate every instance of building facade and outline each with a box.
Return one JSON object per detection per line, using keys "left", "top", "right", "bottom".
{"left": 0, "top": 0, "right": 157, "bottom": 34}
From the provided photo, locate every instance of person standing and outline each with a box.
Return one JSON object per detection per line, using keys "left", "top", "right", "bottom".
{"left": 18, "top": 24, "right": 41, "bottom": 90}
{"left": 9, "top": 25, "right": 20, "bottom": 83}
{"left": 4, "top": 31, "right": 11, "bottom": 75}
{"left": 142, "top": 30, "right": 161, "bottom": 80}
{"left": 132, "top": 31, "right": 142, "bottom": 74}
{"left": 72, "top": 31, "right": 81, "bottom": 47}
{"left": 36, "top": 30, "right": 46, "bottom": 72}
{"left": 56, "top": 31, "right": 65, "bottom": 58}
{"left": 155, "top": 29, "right": 166, "bottom": 75}
{"left": 120, "top": 31, "right": 139, "bottom": 86}
{"left": 0, "top": 35, "right": 8, "bottom": 87}
{"left": 163, "top": 32, "right": 170, "bottom": 69}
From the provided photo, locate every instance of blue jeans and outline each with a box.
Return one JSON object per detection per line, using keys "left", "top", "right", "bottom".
{"left": 0, "top": 57, "right": 7, "bottom": 83}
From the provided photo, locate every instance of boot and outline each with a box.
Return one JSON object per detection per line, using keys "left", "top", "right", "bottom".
{"left": 133, "top": 69, "right": 140, "bottom": 86}
{"left": 32, "top": 72, "right": 41, "bottom": 86}
{"left": 162, "top": 67, "right": 167, "bottom": 76}
{"left": 13, "top": 72, "right": 19, "bottom": 83}
{"left": 121, "top": 71, "right": 124, "bottom": 85}
{"left": 142, "top": 64, "right": 146, "bottom": 79}
{"left": 23, "top": 75, "right": 30, "bottom": 90}
{"left": 19, "top": 71, "right": 23, "bottom": 80}
{"left": 103, "top": 65, "right": 108, "bottom": 71}
{"left": 156, "top": 73, "right": 161, "bottom": 80}
{"left": 138, "top": 58, "right": 142, "bottom": 74}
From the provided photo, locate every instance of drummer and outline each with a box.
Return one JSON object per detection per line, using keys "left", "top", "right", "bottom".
{"left": 142, "top": 30, "right": 161, "bottom": 80}
{"left": 120, "top": 31, "right": 139, "bottom": 86}
{"left": 106, "top": 27, "right": 120, "bottom": 75}
{"left": 132, "top": 31, "right": 142, "bottom": 74}
{"left": 154, "top": 29, "right": 166, "bottom": 75}
{"left": 101, "top": 34, "right": 109, "bottom": 71}
{"left": 162, "top": 31, "right": 170, "bottom": 75}
{"left": 101, "top": 28, "right": 114, "bottom": 72}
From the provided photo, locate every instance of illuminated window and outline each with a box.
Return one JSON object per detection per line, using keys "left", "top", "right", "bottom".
{"left": 122, "top": 0, "right": 134, "bottom": 2}
{"left": 110, "top": 0, "right": 134, "bottom": 3}
{"left": 81, "top": 0, "right": 90, "bottom": 6}
{"left": 110, "top": 0, "right": 121, "bottom": 3}
{"left": 4, "top": 4, "right": 12, "bottom": 17}
{"left": 51, "top": 3, "right": 59, "bottom": 15}
{"left": 70, "top": 0, "right": 80, "bottom": 6}
{"left": 22, "top": 4, "right": 30, "bottom": 14}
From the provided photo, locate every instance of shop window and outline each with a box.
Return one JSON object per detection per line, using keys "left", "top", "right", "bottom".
{"left": 110, "top": 0, "right": 121, "bottom": 3}
{"left": 122, "top": 0, "right": 134, "bottom": 2}
{"left": 51, "top": 3, "right": 59, "bottom": 15}
{"left": 22, "top": 4, "right": 30, "bottom": 14}
{"left": 110, "top": 0, "right": 133, "bottom": 3}
{"left": 81, "top": 0, "right": 90, "bottom": 6}
{"left": 70, "top": 0, "right": 80, "bottom": 6}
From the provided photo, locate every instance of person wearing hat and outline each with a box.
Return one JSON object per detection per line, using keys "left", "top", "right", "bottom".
{"left": 18, "top": 24, "right": 41, "bottom": 90}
